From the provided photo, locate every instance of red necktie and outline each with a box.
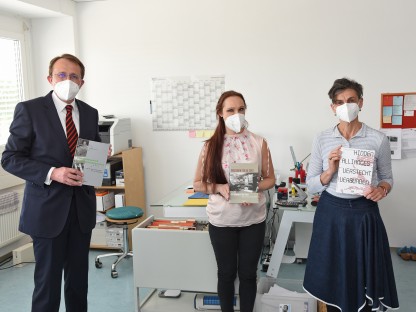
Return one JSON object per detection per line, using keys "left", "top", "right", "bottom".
{"left": 65, "top": 105, "right": 78, "bottom": 157}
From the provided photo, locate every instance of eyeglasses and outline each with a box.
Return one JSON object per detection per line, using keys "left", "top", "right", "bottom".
{"left": 53, "top": 72, "right": 81, "bottom": 82}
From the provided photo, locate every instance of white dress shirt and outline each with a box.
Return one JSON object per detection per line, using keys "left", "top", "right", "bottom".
{"left": 45, "top": 92, "right": 80, "bottom": 184}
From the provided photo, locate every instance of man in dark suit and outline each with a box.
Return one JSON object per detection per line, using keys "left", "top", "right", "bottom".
{"left": 1, "top": 54, "right": 100, "bottom": 312}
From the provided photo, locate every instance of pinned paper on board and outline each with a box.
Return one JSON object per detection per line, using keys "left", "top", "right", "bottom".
{"left": 383, "top": 106, "right": 393, "bottom": 117}
{"left": 404, "top": 94, "right": 416, "bottom": 110}
{"left": 393, "top": 105, "right": 403, "bottom": 116}
{"left": 392, "top": 116, "right": 403, "bottom": 125}
{"left": 393, "top": 96, "right": 403, "bottom": 106}
{"left": 383, "top": 116, "right": 392, "bottom": 124}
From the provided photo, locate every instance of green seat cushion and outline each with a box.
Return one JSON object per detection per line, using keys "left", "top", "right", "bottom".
{"left": 106, "top": 206, "right": 144, "bottom": 220}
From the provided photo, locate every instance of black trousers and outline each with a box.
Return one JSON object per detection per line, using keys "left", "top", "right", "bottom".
{"left": 209, "top": 221, "right": 265, "bottom": 312}
{"left": 31, "top": 197, "right": 92, "bottom": 312}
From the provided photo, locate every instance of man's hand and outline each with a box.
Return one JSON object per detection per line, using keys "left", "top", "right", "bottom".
{"left": 51, "top": 167, "right": 83, "bottom": 186}
{"left": 108, "top": 144, "right": 112, "bottom": 157}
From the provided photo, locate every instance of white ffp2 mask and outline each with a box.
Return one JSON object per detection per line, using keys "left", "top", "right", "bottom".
{"left": 336, "top": 103, "right": 359, "bottom": 123}
{"left": 225, "top": 113, "right": 246, "bottom": 133}
{"left": 54, "top": 80, "right": 80, "bottom": 102}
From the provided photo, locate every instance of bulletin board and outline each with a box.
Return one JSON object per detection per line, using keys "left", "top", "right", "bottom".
{"left": 381, "top": 92, "right": 416, "bottom": 128}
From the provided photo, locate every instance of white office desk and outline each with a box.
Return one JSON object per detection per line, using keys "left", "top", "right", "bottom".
{"left": 266, "top": 206, "right": 315, "bottom": 278}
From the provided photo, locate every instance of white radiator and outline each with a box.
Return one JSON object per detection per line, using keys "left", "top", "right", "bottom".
{"left": 0, "top": 188, "right": 25, "bottom": 248}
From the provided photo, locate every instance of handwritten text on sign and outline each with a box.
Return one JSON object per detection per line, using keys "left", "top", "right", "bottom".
{"left": 336, "top": 147, "right": 375, "bottom": 195}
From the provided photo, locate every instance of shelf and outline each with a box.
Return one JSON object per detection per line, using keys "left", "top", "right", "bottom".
{"left": 96, "top": 186, "right": 125, "bottom": 190}
{"left": 91, "top": 147, "right": 146, "bottom": 250}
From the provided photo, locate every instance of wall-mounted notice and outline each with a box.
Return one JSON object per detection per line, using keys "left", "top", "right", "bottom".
{"left": 151, "top": 75, "right": 225, "bottom": 131}
{"left": 336, "top": 147, "right": 375, "bottom": 196}
{"left": 379, "top": 128, "right": 402, "bottom": 160}
{"left": 381, "top": 92, "right": 416, "bottom": 129}
{"left": 402, "top": 128, "right": 416, "bottom": 159}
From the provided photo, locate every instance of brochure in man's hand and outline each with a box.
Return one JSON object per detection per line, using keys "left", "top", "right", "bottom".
{"left": 229, "top": 162, "right": 259, "bottom": 204}
{"left": 72, "top": 138, "right": 110, "bottom": 187}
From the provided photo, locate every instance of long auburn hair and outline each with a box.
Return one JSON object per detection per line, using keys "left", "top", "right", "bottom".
{"left": 202, "top": 90, "right": 246, "bottom": 191}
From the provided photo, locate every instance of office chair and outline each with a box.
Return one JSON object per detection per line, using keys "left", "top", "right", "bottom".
{"left": 94, "top": 206, "right": 144, "bottom": 278}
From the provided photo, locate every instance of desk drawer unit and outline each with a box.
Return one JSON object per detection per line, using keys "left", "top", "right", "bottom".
{"left": 133, "top": 216, "right": 217, "bottom": 293}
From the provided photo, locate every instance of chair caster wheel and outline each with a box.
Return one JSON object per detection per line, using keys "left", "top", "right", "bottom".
{"left": 111, "top": 270, "right": 118, "bottom": 278}
{"left": 95, "top": 259, "right": 103, "bottom": 269}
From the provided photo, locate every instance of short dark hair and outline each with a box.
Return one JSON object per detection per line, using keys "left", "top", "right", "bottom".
{"left": 49, "top": 53, "right": 85, "bottom": 79}
{"left": 328, "top": 78, "right": 363, "bottom": 102}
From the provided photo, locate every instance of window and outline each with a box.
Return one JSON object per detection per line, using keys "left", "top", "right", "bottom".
{"left": 0, "top": 36, "right": 25, "bottom": 146}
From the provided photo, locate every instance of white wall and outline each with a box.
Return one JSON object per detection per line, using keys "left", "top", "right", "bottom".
{"left": 1, "top": 0, "right": 415, "bottom": 247}
{"left": 30, "top": 16, "right": 77, "bottom": 95}
{"left": 73, "top": 0, "right": 416, "bottom": 247}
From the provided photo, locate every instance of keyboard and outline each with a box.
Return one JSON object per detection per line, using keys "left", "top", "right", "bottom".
{"left": 275, "top": 200, "right": 307, "bottom": 208}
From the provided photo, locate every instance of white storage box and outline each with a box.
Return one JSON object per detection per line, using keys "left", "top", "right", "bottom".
{"left": 255, "top": 277, "right": 316, "bottom": 312}
{"left": 115, "top": 193, "right": 125, "bottom": 207}
{"left": 96, "top": 191, "right": 115, "bottom": 211}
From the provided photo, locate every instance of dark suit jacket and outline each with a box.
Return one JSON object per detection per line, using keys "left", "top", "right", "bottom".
{"left": 1, "top": 91, "right": 101, "bottom": 238}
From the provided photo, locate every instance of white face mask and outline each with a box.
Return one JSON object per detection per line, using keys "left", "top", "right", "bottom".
{"left": 225, "top": 113, "right": 246, "bottom": 133}
{"left": 54, "top": 80, "right": 80, "bottom": 102}
{"left": 336, "top": 103, "right": 360, "bottom": 123}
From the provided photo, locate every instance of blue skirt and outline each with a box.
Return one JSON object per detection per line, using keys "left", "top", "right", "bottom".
{"left": 303, "top": 191, "right": 399, "bottom": 311}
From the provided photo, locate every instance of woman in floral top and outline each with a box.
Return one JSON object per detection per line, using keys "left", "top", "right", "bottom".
{"left": 193, "top": 90, "right": 275, "bottom": 312}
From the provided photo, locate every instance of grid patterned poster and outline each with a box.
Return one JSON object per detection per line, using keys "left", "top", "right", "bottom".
{"left": 151, "top": 76, "right": 225, "bottom": 131}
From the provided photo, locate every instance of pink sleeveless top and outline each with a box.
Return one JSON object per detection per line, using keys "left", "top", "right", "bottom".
{"left": 204, "top": 129, "right": 267, "bottom": 227}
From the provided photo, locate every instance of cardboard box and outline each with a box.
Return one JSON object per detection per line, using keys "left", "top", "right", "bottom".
{"left": 254, "top": 277, "right": 317, "bottom": 312}
{"left": 91, "top": 221, "right": 107, "bottom": 246}
{"left": 96, "top": 191, "right": 115, "bottom": 211}
{"left": 106, "top": 224, "right": 124, "bottom": 248}
{"left": 115, "top": 169, "right": 124, "bottom": 186}
{"left": 115, "top": 193, "right": 125, "bottom": 207}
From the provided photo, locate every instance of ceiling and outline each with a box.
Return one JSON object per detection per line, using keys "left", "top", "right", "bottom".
{"left": 0, "top": 0, "right": 63, "bottom": 18}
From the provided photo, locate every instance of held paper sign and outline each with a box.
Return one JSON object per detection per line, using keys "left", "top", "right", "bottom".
{"left": 72, "top": 139, "right": 110, "bottom": 186}
{"left": 229, "top": 162, "right": 259, "bottom": 204}
{"left": 336, "top": 147, "right": 375, "bottom": 195}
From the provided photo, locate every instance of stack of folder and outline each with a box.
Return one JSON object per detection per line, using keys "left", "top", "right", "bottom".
{"left": 147, "top": 219, "right": 197, "bottom": 230}
{"left": 183, "top": 192, "right": 209, "bottom": 206}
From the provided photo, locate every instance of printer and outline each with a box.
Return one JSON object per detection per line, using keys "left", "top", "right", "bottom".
{"left": 98, "top": 117, "right": 132, "bottom": 155}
